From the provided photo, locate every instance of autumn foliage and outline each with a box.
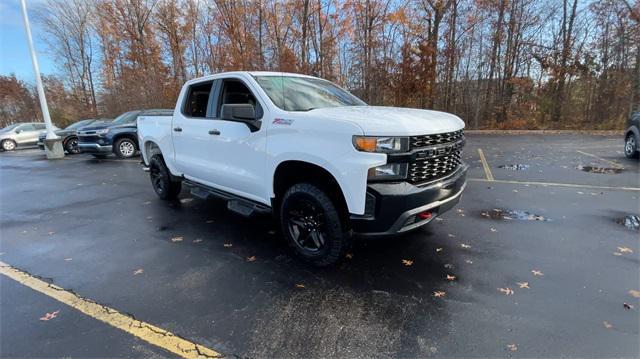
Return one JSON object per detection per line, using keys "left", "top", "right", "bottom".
{"left": 1, "top": 0, "right": 638, "bottom": 130}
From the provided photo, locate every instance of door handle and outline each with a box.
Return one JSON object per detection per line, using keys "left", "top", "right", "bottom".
{"left": 173, "top": 127, "right": 182, "bottom": 132}
{"left": 208, "top": 129, "right": 221, "bottom": 135}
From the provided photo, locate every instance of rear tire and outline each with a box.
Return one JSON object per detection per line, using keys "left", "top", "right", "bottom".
{"left": 624, "top": 133, "right": 639, "bottom": 159}
{"left": 280, "top": 183, "right": 350, "bottom": 267}
{"left": 1, "top": 139, "right": 16, "bottom": 151}
{"left": 149, "top": 154, "right": 181, "bottom": 200}
{"left": 114, "top": 138, "right": 137, "bottom": 159}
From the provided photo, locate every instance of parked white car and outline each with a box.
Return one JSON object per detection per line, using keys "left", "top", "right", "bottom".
{"left": 0, "top": 122, "right": 55, "bottom": 151}
{"left": 138, "top": 71, "right": 467, "bottom": 266}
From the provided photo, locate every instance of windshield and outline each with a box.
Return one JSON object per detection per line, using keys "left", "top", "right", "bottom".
{"left": 1, "top": 123, "right": 20, "bottom": 132}
{"left": 65, "top": 119, "right": 94, "bottom": 130}
{"left": 254, "top": 75, "right": 366, "bottom": 111}
{"left": 111, "top": 111, "right": 139, "bottom": 125}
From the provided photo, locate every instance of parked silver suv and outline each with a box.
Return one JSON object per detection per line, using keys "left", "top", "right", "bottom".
{"left": 0, "top": 122, "right": 53, "bottom": 151}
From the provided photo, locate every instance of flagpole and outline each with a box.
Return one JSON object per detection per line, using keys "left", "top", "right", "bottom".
{"left": 20, "top": 0, "right": 64, "bottom": 158}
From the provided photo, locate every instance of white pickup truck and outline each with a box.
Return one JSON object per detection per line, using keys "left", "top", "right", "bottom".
{"left": 138, "top": 71, "right": 467, "bottom": 266}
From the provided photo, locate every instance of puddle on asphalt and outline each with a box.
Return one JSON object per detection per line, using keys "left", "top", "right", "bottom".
{"left": 498, "top": 164, "right": 530, "bottom": 171}
{"left": 481, "top": 208, "right": 551, "bottom": 222}
{"left": 577, "top": 165, "right": 622, "bottom": 174}
{"left": 616, "top": 215, "right": 640, "bottom": 231}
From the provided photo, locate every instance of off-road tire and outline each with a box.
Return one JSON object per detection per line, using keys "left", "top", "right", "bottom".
{"left": 1, "top": 139, "right": 17, "bottom": 151}
{"left": 149, "top": 154, "right": 181, "bottom": 200}
{"left": 280, "top": 183, "right": 351, "bottom": 267}
{"left": 114, "top": 138, "right": 138, "bottom": 159}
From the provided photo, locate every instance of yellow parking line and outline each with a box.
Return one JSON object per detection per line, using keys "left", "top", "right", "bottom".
{"left": 468, "top": 178, "right": 640, "bottom": 192}
{"left": 0, "top": 261, "right": 221, "bottom": 358}
{"left": 576, "top": 150, "right": 624, "bottom": 169}
{"left": 477, "top": 149, "right": 495, "bottom": 181}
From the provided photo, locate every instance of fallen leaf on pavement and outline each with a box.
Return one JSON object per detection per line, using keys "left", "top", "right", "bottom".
{"left": 345, "top": 253, "right": 353, "bottom": 259}
{"left": 223, "top": 243, "right": 233, "bottom": 248}
{"left": 603, "top": 321, "right": 613, "bottom": 329}
{"left": 48, "top": 231, "right": 55, "bottom": 236}
{"left": 517, "top": 282, "right": 530, "bottom": 289}
{"left": 461, "top": 243, "right": 471, "bottom": 249}
{"left": 498, "top": 287, "right": 514, "bottom": 295}
{"left": 39, "top": 310, "right": 60, "bottom": 321}
{"left": 446, "top": 274, "right": 456, "bottom": 281}
{"left": 531, "top": 270, "right": 544, "bottom": 276}
{"left": 490, "top": 227, "right": 497, "bottom": 232}
{"left": 433, "top": 291, "right": 446, "bottom": 298}
{"left": 506, "top": 344, "right": 518, "bottom": 352}
{"left": 623, "top": 303, "right": 634, "bottom": 310}
{"left": 617, "top": 246, "right": 633, "bottom": 254}
{"left": 629, "top": 290, "right": 640, "bottom": 298}
{"left": 295, "top": 283, "right": 305, "bottom": 288}
{"left": 171, "top": 236, "right": 184, "bottom": 242}
{"left": 133, "top": 268, "right": 144, "bottom": 275}
{"left": 436, "top": 248, "right": 443, "bottom": 253}
{"left": 465, "top": 259, "right": 473, "bottom": 264}
{"left": 402, "top": 259, "right": 414, "bottom": 266}
{"left": 246, "top": 256, "right": 256, "bottom": 262}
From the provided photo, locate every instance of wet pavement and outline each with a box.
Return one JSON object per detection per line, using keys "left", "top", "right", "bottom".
{"left": 1, "top": 134, "right": 639, "bottom": 358}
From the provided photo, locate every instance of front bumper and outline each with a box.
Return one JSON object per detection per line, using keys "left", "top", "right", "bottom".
{"left": 351, "top": 164, "right": 468, "bottom": 235}
{"left": 77, "top": 143, "right": 113, "bottom": 153}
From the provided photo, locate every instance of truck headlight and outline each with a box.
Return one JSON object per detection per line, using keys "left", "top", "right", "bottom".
{"left": 353, "top": 136, "right": 409, "bottom": 153}
{"left": 368, "top": 163, "right": 408, "bottom": 180}
{"left": 95, "top": 128, "right": 109, "bottom": 135}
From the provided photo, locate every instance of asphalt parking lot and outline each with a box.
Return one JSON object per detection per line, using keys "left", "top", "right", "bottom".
{"left": 1, "top": 134, "right": 638, "bottom": 358}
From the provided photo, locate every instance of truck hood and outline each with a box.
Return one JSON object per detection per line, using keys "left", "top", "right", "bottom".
{"left": 305, "top": 106, "right": 464, "bottom": 136}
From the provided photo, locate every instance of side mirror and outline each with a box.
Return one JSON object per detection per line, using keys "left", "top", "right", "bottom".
{"left": 15, "top": 129, "right": 22, "bottom": 134}
{"left": 221, "top": 104, "right": 261, "bottom": 132}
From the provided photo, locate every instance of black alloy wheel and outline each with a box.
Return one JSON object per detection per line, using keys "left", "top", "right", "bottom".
{"left": 280, "top": 183, "right": 350, "bottom": 266}
{"left": 149, "top": 154, "right": 181, "bottom": 200}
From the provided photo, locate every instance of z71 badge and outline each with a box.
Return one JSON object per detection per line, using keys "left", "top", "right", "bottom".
{"left": 272, "top": 118, "right": 294, "bottom": 125}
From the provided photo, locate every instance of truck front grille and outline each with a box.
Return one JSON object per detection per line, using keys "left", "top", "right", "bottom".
{"left": 408, "top": 130, "right": 464, "bottom": 185}
{"left": 410, "top": 130, "right": 464, "bottom": 149}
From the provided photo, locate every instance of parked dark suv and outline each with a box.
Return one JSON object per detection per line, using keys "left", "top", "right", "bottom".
{"left": 77, "top": 109, "right": 171, "bottom": 159}
{"left": 37, "top": 119, "right": 109, "bottom": 154}
{"left": 624, "top": 111, "right": 639, "bottom": 159}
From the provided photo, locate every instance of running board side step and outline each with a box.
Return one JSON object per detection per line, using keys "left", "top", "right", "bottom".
{"left": 184, "top": 179, "right": 271, "bottom": 217}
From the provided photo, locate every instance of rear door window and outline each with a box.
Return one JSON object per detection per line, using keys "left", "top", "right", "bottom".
{"left": 183, "top": 81, "right": 215, "bottom": 118}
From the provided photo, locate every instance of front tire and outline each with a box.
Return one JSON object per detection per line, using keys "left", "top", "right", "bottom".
{"left": 64, "top": 137, "right": 80, "bottom": 154}
{"left": 149, "top": 155, "right": 181, "bottom": 200}
{"left": 280, "top": 183, "right": 350, "bottom": 267}
{"left": 1, "top": 139, "right": 17, "bottom": 151}
{"left": 114, "top": 138, "right": 137, "bottom": 159}
{"left": 624, "top": 133, "right": 639, "bottom": 159}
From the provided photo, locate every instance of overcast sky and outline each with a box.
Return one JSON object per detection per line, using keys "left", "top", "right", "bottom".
{"left": 0, "top": 0, "right": 55, "bottom": 82}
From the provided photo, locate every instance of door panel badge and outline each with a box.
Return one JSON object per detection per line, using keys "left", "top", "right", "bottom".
{"left": 273, "top": 118, "right": 294, "bottom": 126}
